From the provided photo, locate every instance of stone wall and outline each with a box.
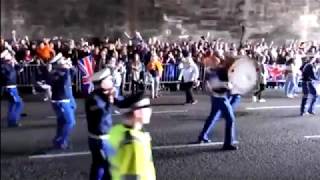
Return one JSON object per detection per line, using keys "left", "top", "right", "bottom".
{"left": 1, "top": 0, "right": 320, "bottom": 42}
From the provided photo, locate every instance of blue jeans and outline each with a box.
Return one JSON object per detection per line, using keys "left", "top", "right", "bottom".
{"left": 284, "top": 76, "right": 298, "bottom": 96}
{"left": 88, "top": 138, "right": 115, "bottom": 180}
{"left": 114, "top": 86, "right": 124, "bottom": 101}
{"left": 199, "top": 95, "right": 239, "bottom": 145}
{"left": 51, "top": 101, "right": 76, "bottom": 148}
{"left": 4, "top": 87, "right": 24, "bottom": 126}
{"left": 67, "top": 86, "right": 77, "bottom": 111}
{"left": 300, "top": 81, "right": 319, "bottom": 114}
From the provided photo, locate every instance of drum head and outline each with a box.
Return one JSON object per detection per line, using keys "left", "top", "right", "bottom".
{"left": 228, "top": 57, "right": 258, "bottom": 95}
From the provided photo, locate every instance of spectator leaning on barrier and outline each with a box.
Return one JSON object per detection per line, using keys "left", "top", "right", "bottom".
{"left": 36, "top": 39, "right": 55, "bottom": 63}
{"left": 131, "top": 53, "right": 143, "bottom": 94}
{"left": 147, "top": 52, "right": 163, "bottom": 99}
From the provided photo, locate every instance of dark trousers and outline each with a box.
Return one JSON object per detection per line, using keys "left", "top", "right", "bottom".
{"left": 184, "top": 82, "right": 195, "bottom": 103}
{"left": 88, "top": 138, "right": 114, "bottom": 180}
{"left": 300, "top": 81, "right": 318, "bottom": 114}
{"left": 131, "top": 80, "right": 142, "bottom": 94}
{"left": 254, "top": 84, "right": 265, "bottom": 99}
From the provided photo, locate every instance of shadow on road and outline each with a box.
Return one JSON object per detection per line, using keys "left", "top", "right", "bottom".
{"left": 1, "top": 123, "right": 56, "bottom": 132}
{"left": 154, "top": 146, "right": 226, "bottom": 160}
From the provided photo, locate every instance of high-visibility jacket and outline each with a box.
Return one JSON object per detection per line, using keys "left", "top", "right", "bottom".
{"left": 108, "top": 124, "right": 156, "bottom": 180}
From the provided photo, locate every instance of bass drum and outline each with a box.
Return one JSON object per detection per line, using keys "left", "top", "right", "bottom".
{"left": 228, "top": 56, "right": 259, "bottom": 95}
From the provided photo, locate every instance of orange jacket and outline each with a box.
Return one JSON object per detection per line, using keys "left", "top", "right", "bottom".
{"left": 37, "top": 44, "right": 55, "bottom": 61}
{"left": 147, "top": 59, "right": 163, "bottom": 73}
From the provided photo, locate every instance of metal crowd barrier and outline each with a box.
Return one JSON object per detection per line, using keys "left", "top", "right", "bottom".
{"left": 16, "top": 63, "right": 293, "bottom": 93}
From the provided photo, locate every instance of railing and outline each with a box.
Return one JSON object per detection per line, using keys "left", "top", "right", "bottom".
{"left": 15, "top": 63, "right": 296, "bottom": 93}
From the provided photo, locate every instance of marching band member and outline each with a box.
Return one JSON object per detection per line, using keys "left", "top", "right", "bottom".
{"left": 65, "top": 57, "right": 77, "bottom": 112}
{"left": 85, "top": 67, "right": 144, "bottom": 180}
{"left": 49, "top": 54, "right": 76, "bottom": 150}
{"left": 108, "top": 97, "right": 156, "bottom": 180}
{"left": 300, "top": 57, "right": 320, "bottom": 116}
{"left": 0, "top": 50, "right": 24, "bottom": 127}
{"left": 197, "top": 59, "right": 238, "bottom": 150}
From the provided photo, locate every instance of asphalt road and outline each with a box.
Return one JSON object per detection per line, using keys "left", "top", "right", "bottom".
{"left": 1, "top": 90, "right": 320, "bottom": 180}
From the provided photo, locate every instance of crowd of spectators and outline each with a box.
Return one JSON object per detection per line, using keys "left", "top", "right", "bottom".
{"left": 1, "top": 30, "right": 320, "bottom": 96}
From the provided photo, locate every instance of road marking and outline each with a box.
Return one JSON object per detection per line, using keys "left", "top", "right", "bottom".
{"left": 152, "top": 110, "right": 188, "bottom": 114}
{"left": 304, "top": 135, "right": 320, "bottom": 139}
{"left": 152, "top": 141, "right": 239, "bottom": 150}
{"left": 47, "top": 110, "right": 188, "bottom": 119}
{"left": 29, "top": 151, "right": 90, "bottom": 159}
{"left": 28, "top": 141, "right": 237, "bottom": 159}
{"left": 246, "top": 105, "right": 320, "bottom": 110}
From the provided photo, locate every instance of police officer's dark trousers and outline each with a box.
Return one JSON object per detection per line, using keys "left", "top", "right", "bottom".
{"left": 88, "top": 138, "right": 113, "bottom": 180}
{"left": 199, "top": 95, "right": 236, "bottom": 145}
{"left": 300, "top": 81, "right": 318, "bottom": 114}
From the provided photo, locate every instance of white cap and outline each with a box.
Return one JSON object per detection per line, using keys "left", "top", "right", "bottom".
{"left": 91, "top": 67, "right": 113, "bottom": 82}
{"left": 0, "top": 50, "right": 12, "bottom": 60}
{"left": 131, "top": 98, "right": 151, "bottom": 110}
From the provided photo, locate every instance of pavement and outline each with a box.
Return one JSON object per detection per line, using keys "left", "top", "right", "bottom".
{"left": 1, "top": 89, "right": 320, "bottom": 180}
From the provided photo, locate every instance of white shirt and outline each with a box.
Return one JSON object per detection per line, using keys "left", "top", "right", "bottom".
{"left": 179, "top": 62, "right": 199, "bottom": 82}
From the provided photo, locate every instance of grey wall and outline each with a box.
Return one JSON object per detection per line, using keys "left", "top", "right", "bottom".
{"left": 1, "top": 0, "right": 320, "bottom": 42}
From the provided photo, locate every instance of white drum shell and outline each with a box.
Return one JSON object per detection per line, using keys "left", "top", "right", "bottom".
{"left": 228, "top": 57, "right": 258, "bottom": 95}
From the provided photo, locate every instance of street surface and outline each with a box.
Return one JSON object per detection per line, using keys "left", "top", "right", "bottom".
{"left": 1, "top": 90, "right": 320, "bottom": 180}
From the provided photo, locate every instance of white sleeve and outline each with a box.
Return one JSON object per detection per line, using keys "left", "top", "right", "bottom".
{"left": 193, "top": 64, "right": 199, "bottom": 81}
{"left": 178, "top": 69, "right": 184, "bottom": 81}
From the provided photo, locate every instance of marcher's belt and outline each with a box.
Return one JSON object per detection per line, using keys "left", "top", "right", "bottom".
{"left": 51, "top": 99, "right": 70, "bottom": 103}
{"left": 211, "top": 92, "right": 227, "bottom": 98}
{"left": 88, "top": 133, "right": 110, "bottom": 140}
{"left": 5, "top": 85, "right": 17, "bottom": 88}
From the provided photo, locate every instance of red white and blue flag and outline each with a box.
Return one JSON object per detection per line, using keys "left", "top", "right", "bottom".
{"left": 78, "top": 55, "right": 95, "bottom": 94}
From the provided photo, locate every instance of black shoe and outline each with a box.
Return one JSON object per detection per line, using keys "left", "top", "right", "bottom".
{"left": 198, "top": 139, "right": 212, "bottom": 144}
{"left": 308, "top": 111, "right": 316, "bottom": 115}
{"left": 222, "top": 144, "right": 238, "bottom": 151}
{"left": 21, "top": 113, "right": 27, "bottom": 117}
{"left": 8, "top": 123, "right": 22, "bottom": 128}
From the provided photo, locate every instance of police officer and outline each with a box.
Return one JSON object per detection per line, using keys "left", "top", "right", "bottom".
{"left": 197, "top": 62, "right": 238, "bottom": 150}
{"left": 49, "top": 53, "right": 76, "bottom": 149}
{"left": 85, "top": 67, "right": 144, "bottom": 180}
{"left": 108, "top": 97, "right": 156, "bottom": 180}
{"left": 300, "top": 57, "right": 320, "bottom": 116}
{"left": 0, "top": 50, "right": 24, "bottom": 127}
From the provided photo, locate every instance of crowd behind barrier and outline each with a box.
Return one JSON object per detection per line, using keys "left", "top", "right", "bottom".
{"left": 2, "top": 30, "right": 320, "bottom": 95}
{"left": 15, "top": 63, "right": 293, "bottom": 93}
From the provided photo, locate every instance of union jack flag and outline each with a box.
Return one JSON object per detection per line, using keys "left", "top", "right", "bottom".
{"left": 78, "top": 55, "right": 95, "bottom": 85}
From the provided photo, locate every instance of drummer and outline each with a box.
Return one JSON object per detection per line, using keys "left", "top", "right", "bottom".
{"left": 197, "top": 56, "right": 238, "bottom": 150}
